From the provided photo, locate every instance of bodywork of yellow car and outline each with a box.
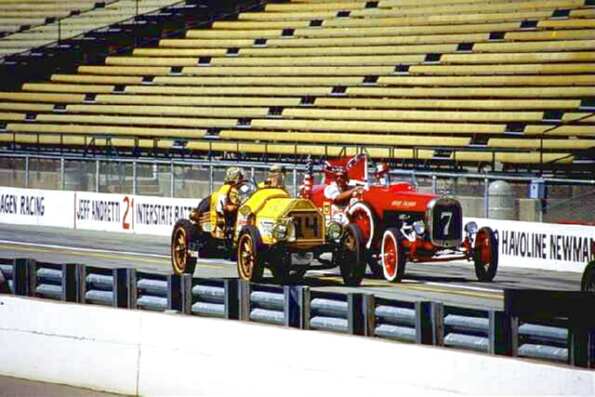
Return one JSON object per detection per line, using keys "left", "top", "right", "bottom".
{"left": 195, "top": 185, "right": 325, "bottom": 249}
{"left": 235, "top": 187, "right": 325, "bottom": 249}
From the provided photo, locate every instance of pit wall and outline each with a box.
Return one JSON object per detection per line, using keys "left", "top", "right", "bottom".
{"left": 0, "top": 295, "right": 593, "bottom": 396}
{"left": 0, "top": 187, "right": 593, "bottom": 273}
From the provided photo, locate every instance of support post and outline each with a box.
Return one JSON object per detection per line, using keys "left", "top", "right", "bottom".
{"left": 95, "top": 159, "right": 100, "bottom": 192}
{"left": 431, "top": 302, "right": 445, "bottom": 346}
{"left": 283, "top": 285, "right": 304, "bottom": 328}
{"left": 60, "top": 157, "right": 65, "bottom": 190}
{"left": 300, "top": 286, "right": 311, "bottom": 330}
{"left": 170, "top": 160, "right": 175, "bottom": 198}
{"left": 13, "top": 258, "right": 31, "bottom": 296}
{"left": 489, "top": 310, "right": 513, "bottom": 356}
{"left": 62, "top": 263, "right": 77, "bottom": 303}
{"left": 114, "top": 268, "right": 130, "bottom": 309}
{"left": 363, "top": 294, "right": 376, "bottom": 337}
{"left": 167, "top": 274, "right": 182, "bottom": 312}
{"left": 416, "top": 301, "right": 433, "bottom": 345}
{"left": 484, "top": 177, "right": 489, "bottom": 218}
{"left": 24, "top": 155, "right": 29, "bottom": 189}
{"left": 569, "top": 326, "right": 589, "bottom": 368}
{"left": 132, "top": 160, "right": 137, "bottom": 195}
{"left": 209, "top": 164, "right": 214, "bottom": 194}
{"left": 223, "top": 279, "right": 239, "bottom": 320}
{"left": 180, "top": 274, "right": 193, "bottom": 315}
{"left": 128, "top": 268, "right": 137, "bottom": 310}
{"left": 238, "top": 280, "right": 250, "bottom": 321}
{"left": 347, "top": 293, "right": 364, "bottom": 336}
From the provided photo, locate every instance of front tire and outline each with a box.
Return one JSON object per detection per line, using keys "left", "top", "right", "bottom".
{"left": 347, "top": 201, "right": 377, "bottom": 249}
{"left": 581, "top": 261, "right": 595, "bottom": 293}
{"left": 381, "top": 228, "right": 406, "bottom": 282}
{"left": 237, "top": 226, "right": 265, "bottom": 282}
{"left": 473, "top": 227, "right": 498, "bottom": 282}
{"left": 336, "top": 224, "right": 366, "bottom": 286}
{"left": 171, "top": 219, "right": 198, "bottom": 275}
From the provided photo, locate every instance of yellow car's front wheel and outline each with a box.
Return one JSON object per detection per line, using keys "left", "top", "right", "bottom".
{"left": 237, "top": 225, "right": 265, "bottom": 282}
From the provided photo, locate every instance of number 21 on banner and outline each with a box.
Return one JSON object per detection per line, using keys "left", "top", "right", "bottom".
{"left": 123, "top": 196, "right": 134, "bottom": 230}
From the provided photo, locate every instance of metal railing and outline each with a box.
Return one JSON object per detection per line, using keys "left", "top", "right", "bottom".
{"left": 1, "top": 257, "right": 594, "bottom": 369}
{"left": 1, "top": 152, "right": 594, "bottom": 223}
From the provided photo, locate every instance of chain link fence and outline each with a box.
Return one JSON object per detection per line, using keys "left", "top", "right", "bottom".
{"left": 0, "top": 154, "right": 593, "bottom": 224}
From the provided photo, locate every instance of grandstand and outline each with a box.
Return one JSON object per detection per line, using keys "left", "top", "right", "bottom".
{"left": 0, "top": 0, "right": 594, "bottom": 176}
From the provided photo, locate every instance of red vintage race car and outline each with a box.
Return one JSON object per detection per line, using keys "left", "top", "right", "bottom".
{"left": 300, "top": 155, "right": 499, "bottom": 282}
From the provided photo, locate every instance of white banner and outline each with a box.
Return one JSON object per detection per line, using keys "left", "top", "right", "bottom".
{"left": 0, "top": 187, "right": 74, "bottom": 228}
{"left": 466, "top": 217, "right": 595, "bottom": 273}
{"left": 133, "top": 195, "right": 199, "bottom": 236}
{"left": 74, "top": 192, "right": 134, "bottom": 233}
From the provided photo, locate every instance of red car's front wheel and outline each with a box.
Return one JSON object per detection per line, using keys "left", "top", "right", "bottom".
{"left": 381, "top": 228, "right": 406, "bottom": 282}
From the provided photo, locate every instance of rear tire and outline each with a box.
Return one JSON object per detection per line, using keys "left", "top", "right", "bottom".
{"left": 381, "top": 228, "right": 406, "bottom": 282}
{"left": 336, "top": 224, "right": 366, "bottom": 286}
{"left": 581, "top": 262, "right": 595, "bottom": 293}
{"left": 237, "top": 226, "right": 265, "bottom": 282}
{"left": 473, "top": 227, "right": 498, "bottom": 282}
{"left": 171, "top": 219, "right": 198, "bottom": 275}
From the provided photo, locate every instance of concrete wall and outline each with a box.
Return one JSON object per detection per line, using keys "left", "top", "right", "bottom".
{"left": 1, "top": 295, "right": 594, "bottom": 396}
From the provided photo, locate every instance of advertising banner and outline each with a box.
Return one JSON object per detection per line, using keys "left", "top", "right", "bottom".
{"left": 74, "top": 191, "right": 134, "bottom": 233}
{"left": 0, "top": 187, "right": 74, "bottom": 228}
{"left": 133, "top": 195, "right": 198, "bottom": 236}
{"left": 466, "top": 217, "right": 595, "bottom": 273}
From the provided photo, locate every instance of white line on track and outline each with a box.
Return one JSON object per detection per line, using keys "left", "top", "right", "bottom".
{"left": 0, "top": 239, "right": 225, "bottom": 265}
{"left": 423, "top": 281, "right": 502, "bottom": 294}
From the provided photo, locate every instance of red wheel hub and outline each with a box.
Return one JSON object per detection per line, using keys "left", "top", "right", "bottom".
{"left": 383, "top": 235, "right": 397, "bottom": 278}
{"left": 477, "top": 231, "right": 492, "bottom": 265}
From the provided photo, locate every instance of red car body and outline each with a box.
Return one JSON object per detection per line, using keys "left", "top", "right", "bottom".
{"left": 300, "top": 156, "right": 498, "bottom": 282}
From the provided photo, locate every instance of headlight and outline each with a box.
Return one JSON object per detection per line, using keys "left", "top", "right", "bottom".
{"left": 413, "top": 220, "right": 425, "bottom": 235}
{"left": 326, "top": 221, "right": 343, "bottom": 241}
{"left": 272, "top": 223, "right": 288, "bottom": 241}
{"left": 464, "top": 221, "right": 478, "bottom": 235}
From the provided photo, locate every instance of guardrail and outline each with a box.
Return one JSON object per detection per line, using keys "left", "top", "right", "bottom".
{"left": 1, "top": 257, "right": 593, "bottom": 369}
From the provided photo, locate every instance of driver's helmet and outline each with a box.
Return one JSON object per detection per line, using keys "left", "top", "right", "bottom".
{"left": 332, "top": 166, "right": 348, "bottom": 181}
{"left": 224, "top": 166, "right": 244, "bottom": 184}
{"left": 267, "top": 164, "right": 286, "bottom": 186}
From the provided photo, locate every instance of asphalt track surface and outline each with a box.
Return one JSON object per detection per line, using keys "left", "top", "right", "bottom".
{"left": 0, "top": 224, "right": 583, "bottom": 310}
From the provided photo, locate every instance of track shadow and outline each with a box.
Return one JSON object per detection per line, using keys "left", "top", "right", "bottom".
{"left": 259, "top": 275, "right": 345, "bottom": 287}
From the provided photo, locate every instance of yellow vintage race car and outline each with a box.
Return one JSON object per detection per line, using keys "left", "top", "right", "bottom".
{"left": 171, "top": 182, "right": 366, "bottom": 285}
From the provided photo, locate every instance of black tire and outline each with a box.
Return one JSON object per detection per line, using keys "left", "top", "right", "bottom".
{"left": 473, "top": 227, "right": 499, "bottom": 282}
{"left": 171, "top": 219, "right": 198, "bottom": 275}
{"left": 581, "top": 261, "right": 595, "bottom": 293}
{"left": 381, "top": 228, "right": 407, "bottom": 282}
{"left": 366, "top": 255, "right": 384, "bottom": 279}
{"left": 236, "top": 225, "right": 265, "bottom": 282}
{"left": 336, "top": 223, "right": 366, "bottom": 286}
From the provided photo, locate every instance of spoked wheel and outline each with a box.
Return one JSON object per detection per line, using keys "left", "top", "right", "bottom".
{"left": 581, "top": 262, "right": 595, "bottom": 293}
{"left": 381, "top": 228, "right": 406, "bottom": 282}
{"left": 171, "top": 219, "right": 198, "bottom": 275}
{"left": 473, "top": 227, "right": 499, "bottom": 282}
{"left": 237, "top": 225, "right": 265, "bottom": 282}
{"left": 348, "top": 202, "right": 377, "bottom": 249}
{"left": 336, "top": 224, "right": 366, "bottom": 286}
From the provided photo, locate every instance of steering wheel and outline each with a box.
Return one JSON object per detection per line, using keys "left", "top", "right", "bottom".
{"left": 236, "top": 180, "right": 258, "bottom": 204}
